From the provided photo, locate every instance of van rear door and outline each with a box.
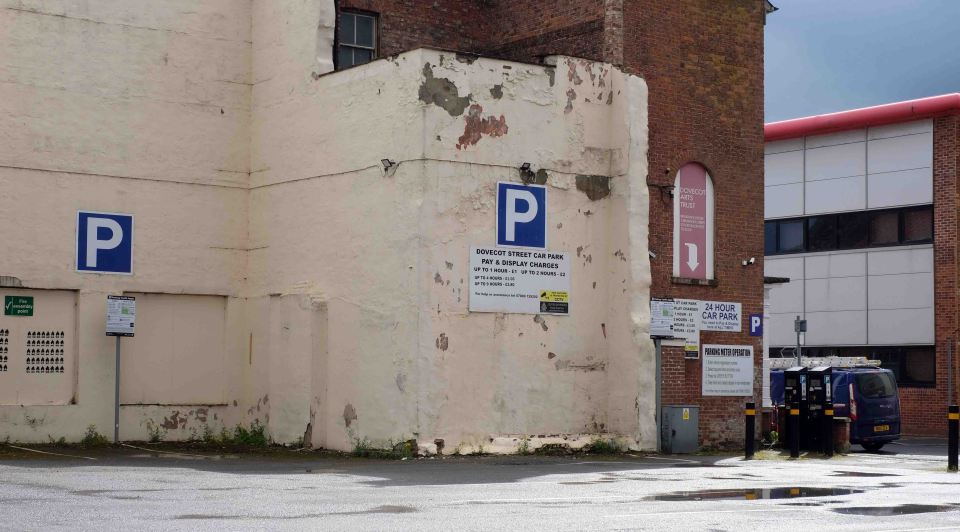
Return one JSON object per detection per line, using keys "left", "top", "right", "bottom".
{"left": 854, "top": 371, "right": 900, "bottom": 441}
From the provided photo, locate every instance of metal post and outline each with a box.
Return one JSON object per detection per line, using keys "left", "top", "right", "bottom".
{"left": 949, "top": 405, "right": 958, "bottom": 472}
{"left": 789, "top": 403, "right": 800, "bottom": 458}
{"left": 745, "top": 402, "right": 756, "bottom": 459}
{"left": 655, "top": 339, "right": 662, "bottom": 453}
{"left": 114, "top": 336, "right": 121, "bottom": 444}
{"left": 948, "top": 342, "right": 954, "bottom": 407}
{"left": 794, "top": 315, "right": 802, "bottom": 367}
{"left": 823, "top": 401, "right": 834, "bottom": 457}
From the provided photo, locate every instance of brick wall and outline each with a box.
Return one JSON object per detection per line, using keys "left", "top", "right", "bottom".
{"left": 905, "top": 115, "right": 960, "bottom": 436}
{"left": 623, "top": 0, "right": 767, "bottom": 448}
{"left": 337, "top": 0, "right": 612, "bottom": 65}
{"left": 337, "top": 0, "right": 486, "bottom": 58}
{"left": 478, "top": 0, "right": 607, "bottom": 63}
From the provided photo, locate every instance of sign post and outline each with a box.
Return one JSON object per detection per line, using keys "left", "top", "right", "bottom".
{"left": 106, "top": 295, "right": 135, "bottom": 443}
{"left": 794, "top": 316, "right": 807, "bottom": 366}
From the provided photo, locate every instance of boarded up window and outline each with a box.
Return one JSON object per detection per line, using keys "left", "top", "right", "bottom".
{"left": 0, "top": 289, "right": 77, "bottom": 405}
{"left": 121, "top": 293, "right": 227, "bottom": 405}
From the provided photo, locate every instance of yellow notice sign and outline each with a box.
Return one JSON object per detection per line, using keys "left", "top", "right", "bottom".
{"left": 539, "top": 290, "right": 569, "bottom": 303}
{"left": 538, "top": 290, "right": 569, "bottom": 315}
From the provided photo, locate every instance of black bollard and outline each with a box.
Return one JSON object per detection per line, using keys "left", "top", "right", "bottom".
{"left": 789, "top": 403, "right": 800, "bottom": 458}
{"left": 823, "top": 402, "right": 834, "bottom": 457}
{"left": 949, "top": 405, "right": 958, "bottom": 472}
{"left": 745, "top": 402, "right": 756, "bottom": 459}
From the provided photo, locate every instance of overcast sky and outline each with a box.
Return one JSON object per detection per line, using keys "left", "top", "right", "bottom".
{"left": 765, "top": 0, "right": 960, "bottom": 122}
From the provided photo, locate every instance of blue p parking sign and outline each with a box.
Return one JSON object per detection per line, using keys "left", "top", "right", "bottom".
{"left": 77, "top": 211, "right": 134, "bottom": 275}
{"left": 496, "top": 182, "right": 546, "bottom": 249}
{"left": 749, "top": 313, "right": 763, "bottom": 337}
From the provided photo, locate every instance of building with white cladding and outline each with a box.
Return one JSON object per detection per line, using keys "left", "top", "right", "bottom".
{"left": 764, "top": 94, "right": 960, "bottom": 434}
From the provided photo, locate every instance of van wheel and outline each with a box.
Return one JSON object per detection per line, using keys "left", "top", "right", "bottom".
{"left": 862, "top": 443, "right": 885, "bottom": 452}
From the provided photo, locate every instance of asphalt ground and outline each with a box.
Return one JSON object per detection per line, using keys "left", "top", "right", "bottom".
{"left": 0, "top": 437, "right": 957, "bottom": 531}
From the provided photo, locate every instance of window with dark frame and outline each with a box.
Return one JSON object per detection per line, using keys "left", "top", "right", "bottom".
{"left": 336, "top": 11, "right": 377, "bottom": 70}
{"left": 903, "top": 207, "right": 934, "bottom": 243}
{"left": 765, "top": 205, "right": 933, "bottom": 255}
{"left": 869, "top": 210, "right": 899, "bottom": 245}
{"left": 838, "top": 211, "right": 869, "bottom": 249}
{"left": 807, "top": 216, "right": 837, "bottom": 252}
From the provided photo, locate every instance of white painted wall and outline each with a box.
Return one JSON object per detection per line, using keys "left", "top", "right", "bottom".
{"left": 246, "top": 41, "right": 655, "bottom": 452}
{"left": 0, "top": 1, "right": 656, "bottom": 452}
{"left": 0, "top": 0, "right": 250, "bottom": 442}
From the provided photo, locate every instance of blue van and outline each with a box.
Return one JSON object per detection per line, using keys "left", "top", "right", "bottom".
{"left": 770, "top": 367, "right": 901, "bottom": 451}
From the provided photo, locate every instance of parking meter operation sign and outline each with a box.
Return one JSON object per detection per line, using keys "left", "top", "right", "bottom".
{"left": 106, "top": 295, "right": 135, "bottom": 337}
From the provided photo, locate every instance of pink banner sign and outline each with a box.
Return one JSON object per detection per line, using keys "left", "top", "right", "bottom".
{"left": 676, "top": 163, "right": 709, "bottom": 279}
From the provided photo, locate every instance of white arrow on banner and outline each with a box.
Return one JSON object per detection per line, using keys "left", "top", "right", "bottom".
{"left": 685, "top": 242, "right": 699, "bottom": 272}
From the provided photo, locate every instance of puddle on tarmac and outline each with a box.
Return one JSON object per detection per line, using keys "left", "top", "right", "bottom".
{"left": 645, "top": 487, "right": 863, "bottom": 501}
{"left": 833, "top": 504, "right": 959, "bottom": 516}
{"left": 829, "top": 471, "right": 899, "bottom": 478}
{"left": 780, "top": 502, "right": 825, "bottom": 507}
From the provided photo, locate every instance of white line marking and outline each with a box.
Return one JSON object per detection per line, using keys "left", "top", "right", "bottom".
{"left": 5, "top": 444, "right": 95, "bottom": 460}
{"left": 120, "top": 443, "right": 212, "bottom": 459}
{"left": 640, "top": 456, "right": 700, "bottom": 464}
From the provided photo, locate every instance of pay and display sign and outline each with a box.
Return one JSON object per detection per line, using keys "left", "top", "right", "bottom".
{"left": 77, "top": 211, "right": 133, "bottom": 275}
{"left": 469, "top": 246, "right": 570, "bottom": 315}
{"left": 497, "top": 182, "right": 546, "bottom": 249}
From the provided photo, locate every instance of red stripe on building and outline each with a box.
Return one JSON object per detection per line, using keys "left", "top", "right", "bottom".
{"left": 765, "top": 93, "right": 960, "bottom": 141}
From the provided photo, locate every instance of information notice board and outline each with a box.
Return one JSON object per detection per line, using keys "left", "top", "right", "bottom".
{"left": 106, "top": 295, "right": 136, "bottom": 337}
{"left": 469, "top": 246, "right": 570, "bottom": 315}
{"left": 702, "top": 344, "right": 753, "bottom": 396}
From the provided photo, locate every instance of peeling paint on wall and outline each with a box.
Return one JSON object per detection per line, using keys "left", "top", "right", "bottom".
{"left": 160, "top": 410, "right": 188, "bottom": 430}
{"left": 435, "top": 333, "right": 449, "bottom": 351}
{"left": 522, "top": 168, "right": 548, "bottom": 185}
{"left": 456, "top": 104, "right": 508, "bottom": 149}
{"left": 533, "top": 315, "right": 548, "bottom": 332}
{"left": 419, "top": 63, "right": 472, "bottom": 117}
{"left": 575, "top": 175, "right": 611, "bottom": 200}
{"left": 565, "top": 88, "right": 576, "bottom": 114}
{"left": 343, "top": 404, "right": 357, "bottom": 428}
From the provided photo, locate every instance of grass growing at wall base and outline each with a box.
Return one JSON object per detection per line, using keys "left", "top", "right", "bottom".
{"left": 352, "top": 438, "right": 417, "bottom": 460}
{"left": 81, "top": 425, "right": 110, "bottom": 447}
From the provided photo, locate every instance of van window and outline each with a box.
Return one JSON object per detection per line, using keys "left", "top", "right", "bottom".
{"left": 857, "top": 372, "right": 896, "bottom": 399}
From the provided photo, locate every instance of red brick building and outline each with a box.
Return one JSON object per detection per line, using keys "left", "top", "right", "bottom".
{"left": 334, "top": 0, "right": 770, "bottom": 448}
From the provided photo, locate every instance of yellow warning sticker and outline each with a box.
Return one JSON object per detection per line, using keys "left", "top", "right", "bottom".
{"left": 538, "top": 290, "right": 569, "bottom": 315}
{"left": 539, "top": 290, "right": 569, "bottom": 303}
{"left": 682, "top": 408, "right": 690, "bottom": 421}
